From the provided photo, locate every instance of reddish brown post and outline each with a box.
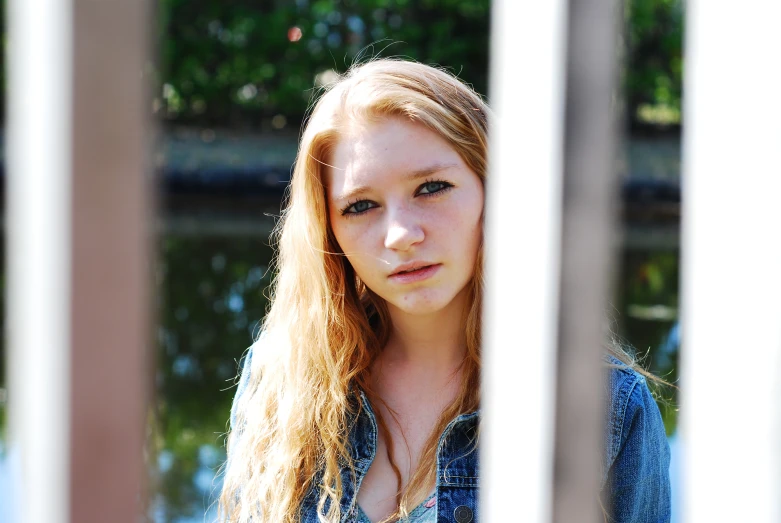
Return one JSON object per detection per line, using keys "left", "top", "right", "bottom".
{"left": 69, "top": 1, "right": 153, "bottom": 522}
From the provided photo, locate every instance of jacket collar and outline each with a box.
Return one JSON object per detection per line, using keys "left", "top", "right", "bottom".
{"left": 346, "top": 387, "right": 480, "bottom": 479}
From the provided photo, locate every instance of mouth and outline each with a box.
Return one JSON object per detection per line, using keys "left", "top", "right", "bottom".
{"left": 390, "top": 262, "right": 437, "bottom": 276}
{"left": 388, "top": 263, "right": 442, "bottom": 283}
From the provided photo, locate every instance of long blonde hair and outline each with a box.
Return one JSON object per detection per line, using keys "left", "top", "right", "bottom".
{"left": 218, "top": 58, "right": 665, "bottom": 523}
{"left": 219, "top": 59, "right": 488, "bottom": 523}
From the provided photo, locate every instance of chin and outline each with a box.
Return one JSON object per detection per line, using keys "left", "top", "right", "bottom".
{"left": 388, "top": 290, "right": 459, "bottom": 316}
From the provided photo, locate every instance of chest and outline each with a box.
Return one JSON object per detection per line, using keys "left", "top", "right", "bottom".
{"left": 298, "top": 407, "right": 480, "bottom": 523}
{"left": 355, "top": 397, "right": 445, "bottom": 521}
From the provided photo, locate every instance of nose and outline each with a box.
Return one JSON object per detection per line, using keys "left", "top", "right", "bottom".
{"left": 384, "top": 208, "right": 424, "bottom": 252}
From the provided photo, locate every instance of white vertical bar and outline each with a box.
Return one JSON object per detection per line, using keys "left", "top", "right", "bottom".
{"left": 681, "top": 2, "right": 781, "bottom": 522}
{"left": 6, "top": 1, "right": 72, "bottom": 523}
{"left": 483, "top": 0, "right": 567, "bottom": 521}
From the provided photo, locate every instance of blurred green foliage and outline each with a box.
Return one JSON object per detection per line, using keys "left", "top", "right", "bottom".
{"left": 624, "top": 0, "right": 684, "bottom": 127}
{"left": 156, "top": 0, "right": 490, "bottom": 130}
{"left": 154, "top": 0, "right": 683, "bottom": 130}
{"left": 0, "top": 0, "right": 682, "bottom": 128}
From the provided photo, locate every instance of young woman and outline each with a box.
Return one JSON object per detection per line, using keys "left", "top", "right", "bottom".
{"left": 219, "top": 59, "right": 670, "bottom": 523}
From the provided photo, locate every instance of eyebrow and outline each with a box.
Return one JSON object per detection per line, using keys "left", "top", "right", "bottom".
{"left": 333, "top": 163, "right": 458, "bottom": 204}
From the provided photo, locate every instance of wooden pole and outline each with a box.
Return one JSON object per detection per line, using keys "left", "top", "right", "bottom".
{"left": 69, "top": 0, "right": 153, "bottom": 522}
{"left": 552, "top": 0, "right": 621, "bottom": 521}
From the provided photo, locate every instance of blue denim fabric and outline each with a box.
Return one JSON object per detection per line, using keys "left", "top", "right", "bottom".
{"left": 229, "top": 347, "right": 671, "bottom": 522}
{"left": 602, "top": 356, "right": 672, "bottom": 522}
{"left": 297, "top": 391, "right": 479, "bottom": 523}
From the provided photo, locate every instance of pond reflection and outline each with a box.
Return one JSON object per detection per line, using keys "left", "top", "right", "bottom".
{"left": 150, "top": 234, "right": 273, "bottom": 521}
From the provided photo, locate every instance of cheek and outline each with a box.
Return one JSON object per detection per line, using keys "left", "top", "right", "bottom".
{"left": 445, "top": 196, "right": 483, "bottom": 270}
{"left": 330, "top": 221, "right": 379, "bottom": 276}
{"left": 329, "top": 209, "right": 353, "bottom": 250}
{"left": 444, "top": 192, "right": 483, "bottom": 241}
{"left": 331, "top": 220, "right": 363, "bottom": 254}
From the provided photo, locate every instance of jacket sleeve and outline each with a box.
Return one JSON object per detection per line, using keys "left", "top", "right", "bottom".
{"left": 605, "top": 373, "right": 672, "bottom": 523}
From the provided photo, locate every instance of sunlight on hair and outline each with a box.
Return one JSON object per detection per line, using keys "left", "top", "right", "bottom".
{"left": 220, "top": 57, "right": 487, "bottom": 523}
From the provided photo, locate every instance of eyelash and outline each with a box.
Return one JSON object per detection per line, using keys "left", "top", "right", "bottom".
{"left": 340, "top": 178, "right": 455, "bottom": 217}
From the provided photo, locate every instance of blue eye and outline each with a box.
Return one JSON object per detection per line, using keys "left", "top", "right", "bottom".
{"left": 342, "top": 200, "right": 377, "bottom": 216}
{"left": 418, "top": 181, "right": 452, "bottom": 195}
{"left": 340, "top": 179, "right": 453, "bottom": 217}
{"left": 351, "top": 201, "right": 372, "bottom": 213}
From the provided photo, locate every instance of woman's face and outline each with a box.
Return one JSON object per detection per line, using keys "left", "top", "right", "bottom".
{"left": 326, "top": 115, "right": 484, "bottom": 316}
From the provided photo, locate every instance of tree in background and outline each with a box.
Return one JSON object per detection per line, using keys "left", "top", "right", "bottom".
{"left": 155, "top": 0, "right": 683, "bottom": 132}
{"left": 0, "top": 0, "right": 681, "bottom": 130}
{"left": 156, "top": 0, "right": 490, "bottom": 130}
{"left": 624, "top": 0, "right": 683, "bottom": 129}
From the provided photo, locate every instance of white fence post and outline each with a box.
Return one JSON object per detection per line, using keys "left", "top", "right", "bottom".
{"left": 6, "top": 0, "right": 73, "bottom": 520}
{"left": 681, "top": 2, "right": 781, "bottom": 522}
{"left": 483, "top": 0, "right": 567, "bottom": 520}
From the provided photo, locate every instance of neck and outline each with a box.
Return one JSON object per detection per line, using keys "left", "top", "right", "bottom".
{"left": 381, "top": 288, "right": 469, "bottom": 371}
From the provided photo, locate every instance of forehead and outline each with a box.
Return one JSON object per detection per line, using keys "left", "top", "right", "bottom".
{"left": 326, "top": 116, "right": 463, "bottom": 194}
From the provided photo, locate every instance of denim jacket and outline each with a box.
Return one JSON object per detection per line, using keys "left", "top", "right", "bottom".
{"left": 601, "top": 356, "right": 672, "bottom": 522}
{"left": 229, "top": 349, "right": 671, "bottom": 523}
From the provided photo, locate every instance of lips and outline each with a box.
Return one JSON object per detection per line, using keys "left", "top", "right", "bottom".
{"left": 388, "top": 263, "right": 442, "bottom": 283}
{"left": 390, "top": 261, "right": 436, "bottom": 276}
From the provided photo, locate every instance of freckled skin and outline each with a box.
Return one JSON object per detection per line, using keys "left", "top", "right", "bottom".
{"left": 326, "top": 116, "right": 484, "bottom": 318}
